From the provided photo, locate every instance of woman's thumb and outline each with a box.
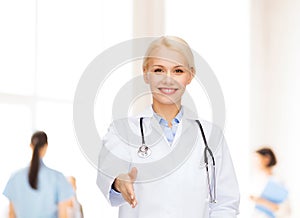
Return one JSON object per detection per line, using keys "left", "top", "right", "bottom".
{"left": 129, "top": 167, "right": 138, "bottom": 181}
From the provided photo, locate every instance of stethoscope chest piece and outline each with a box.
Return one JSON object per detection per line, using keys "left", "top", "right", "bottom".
{"left": 138, "top": 144, "right": 151, "bottom": 158}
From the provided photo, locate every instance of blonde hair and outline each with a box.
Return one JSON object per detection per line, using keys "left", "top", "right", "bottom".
{"left": 143, "top": 36, "right": 195, "bottom": 71}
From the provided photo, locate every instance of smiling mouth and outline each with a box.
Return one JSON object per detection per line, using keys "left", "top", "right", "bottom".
{"left": 158, "top": 88, "right": 178, "bottom": 95}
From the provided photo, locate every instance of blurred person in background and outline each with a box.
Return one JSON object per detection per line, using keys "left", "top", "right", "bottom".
{"left": 66, "top": 176, "right": 84, "bottom": 218}
{"left": 250, "top": 146, "right": 291, "bottom": 218}
{"left": 3, "top": 131, "right": 74, "bottom": 218}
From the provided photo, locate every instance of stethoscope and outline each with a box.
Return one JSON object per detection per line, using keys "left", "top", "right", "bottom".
{"left": 138, "top": 117, "right": 217, "bottom": 203}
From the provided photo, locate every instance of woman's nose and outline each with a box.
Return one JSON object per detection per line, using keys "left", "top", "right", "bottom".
{"left": 161, "top": 72, "right": 174, "bottom": 84}
{"left": 166, "top": 70, "right": 172, "bottom": 77}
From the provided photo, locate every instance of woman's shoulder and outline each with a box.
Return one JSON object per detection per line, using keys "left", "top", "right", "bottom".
{"left": 41, "top": 162, "right": 66, "bottom": 179}
{"left": 4, "top": 167, "right": 29, "bottom": 193}
{"left": 269, "top": 174, "right": 288, "bottom": 186}
{"left": 8, "top": 166, "right": 30, "bottom": 180}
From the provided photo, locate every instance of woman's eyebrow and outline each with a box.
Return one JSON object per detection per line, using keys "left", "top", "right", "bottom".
{"left": 151, "top": 65, "right": 185, "bottom": 68}
{"left": 173, "top": 65, "right": 185, "bottom": 68}
{"left": 151, "top": 65, "right": 165, "bottom": 68}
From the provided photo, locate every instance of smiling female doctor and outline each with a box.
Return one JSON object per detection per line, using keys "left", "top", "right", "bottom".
{"left": 97, "top": 36, "right": 240, "bottom": 218}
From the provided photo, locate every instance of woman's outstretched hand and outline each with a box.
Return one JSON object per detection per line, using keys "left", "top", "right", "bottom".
{"left": 113, "top": 167, "right": 138, "bottom": 208}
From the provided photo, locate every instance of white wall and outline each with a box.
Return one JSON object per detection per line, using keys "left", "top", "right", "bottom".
{"left": 251, "top": 0, "right": 300, "bottom": 217}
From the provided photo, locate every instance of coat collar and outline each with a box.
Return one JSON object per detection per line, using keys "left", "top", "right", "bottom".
{"left": 136, "top": 105, "right": 199, "bottom": 141}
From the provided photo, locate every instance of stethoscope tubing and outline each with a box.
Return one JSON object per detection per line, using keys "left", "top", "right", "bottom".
{"left": 195, "top": 120, "right": 216, "bottom": 203}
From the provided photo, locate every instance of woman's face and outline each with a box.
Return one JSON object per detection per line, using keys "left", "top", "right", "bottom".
{"left": 143, "top": 46, "right": 194, "bottom": 107}
{"left": 254, "top": 153, "right": 270, "bottom": 170}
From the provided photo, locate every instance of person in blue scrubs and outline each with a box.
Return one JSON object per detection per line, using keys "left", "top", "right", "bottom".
{"left": 3, "top": 131, "right": 74, "bottom": 218}
{"left": 250, "top": 147, "right": 291, "bottom": 218}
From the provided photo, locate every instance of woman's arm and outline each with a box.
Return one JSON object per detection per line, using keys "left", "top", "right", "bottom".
{"left": 8, "top": 202, "right": 16, "bottom": 218}
{"left": 58, "top": 199, "right": 72, "bottom": 218}
{"left": 250, "top": 195, "right": 279, "bottom": 211}
{"left": 96, "top": 120, "right": 132, "bottom": 207}
{"left": 209, "top": 126, "right": 240, "bottom": 218}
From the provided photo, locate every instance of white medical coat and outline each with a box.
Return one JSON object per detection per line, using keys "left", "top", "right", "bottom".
{"left": 97, "top": 106, "right": 240, "bottom": 218}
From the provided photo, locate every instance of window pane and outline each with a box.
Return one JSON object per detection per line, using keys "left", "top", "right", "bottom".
{"left": 36, "top": 0, "right": 133, "bottom": 100}
{"left": 0, "top": 0, "right": 35, "bottom": 95}
{"left": 36, "top": 101, "right": 77, "bottom": 173}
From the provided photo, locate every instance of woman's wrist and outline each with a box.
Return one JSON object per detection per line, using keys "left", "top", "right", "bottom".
{"left": 112, "top": 179, "right": 120, "bottom": 193}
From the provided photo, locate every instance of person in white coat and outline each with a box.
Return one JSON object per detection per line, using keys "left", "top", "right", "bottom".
{"left": 97, "top": 36, "right": 240, "bottom": 218}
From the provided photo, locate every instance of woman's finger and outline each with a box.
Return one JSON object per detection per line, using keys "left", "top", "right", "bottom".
{"left": 129, "top": 167, "right": 138, "bottom": 181}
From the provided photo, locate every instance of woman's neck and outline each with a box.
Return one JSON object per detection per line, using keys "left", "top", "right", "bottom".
{"left": 152, "top": 100, "right": 181, "bottom": 127}
{"left": 262, "top": 167, "right": 273, "bottom": 176}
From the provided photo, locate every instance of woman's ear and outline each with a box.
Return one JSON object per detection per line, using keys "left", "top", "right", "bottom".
{"left": 187, "top": 67, "right": 195, "bottom": 84}
{"left": 143, "top": 67, "right": 150, "bottom": 84}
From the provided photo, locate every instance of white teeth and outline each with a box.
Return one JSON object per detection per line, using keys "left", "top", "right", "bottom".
{"left": 160, "top": 88, "right": 176, "bottom": 94}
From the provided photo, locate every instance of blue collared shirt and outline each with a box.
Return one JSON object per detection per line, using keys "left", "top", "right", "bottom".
{"left": 153, "top": 107, "right": 183, "bottom": 144}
